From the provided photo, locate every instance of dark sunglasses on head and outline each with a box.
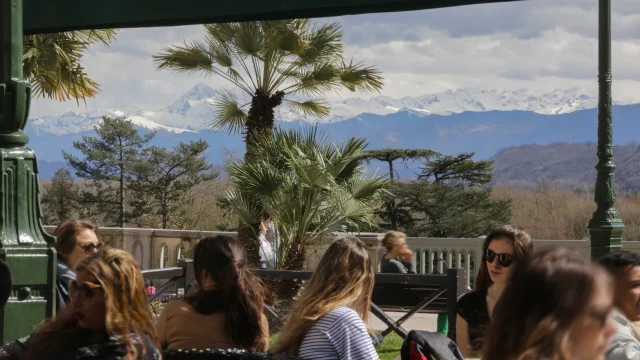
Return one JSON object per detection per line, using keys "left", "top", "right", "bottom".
{"left": 68, "top": 279, "right": 102, "bottom": 300}
{"left": 484, "top": 249, "right": 515, "bottom": 267}
{"left": 77, "top": 242, "right": 103, "bottom": 254}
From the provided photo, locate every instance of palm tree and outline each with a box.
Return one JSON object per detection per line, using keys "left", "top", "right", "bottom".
{"left": 24, "top": 30, "right": 117, "bottom": 102}
{"left": 153, "top": 20, "right": 383, "bottom": 158}
{"left": 223, "top": 127, "right": 388, "bottom": 270}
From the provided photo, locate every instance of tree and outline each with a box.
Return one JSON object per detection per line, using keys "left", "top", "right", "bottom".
{"left": 40, "top": 168, "right": 80, "bottom": 225}
{"left": 129, "top": 140, "right": 219, "bottom": 229}
{"left": 363, "top": 149, "right": 437, "bottom": 180}
{"left": 363, "top": 148, "right": 437, "bottom": 229}
{"left": 63, "top": 117, "right": 155, "bottom": 227}
{"left": 380, "top": 152, "right": 511, "bottom": 237}
{"left": 154, "top": 20, "right": 383, "bottom": 158}
{"left": 420, "top": 152, "right": 493, "bottom": 186}
{"left": 224, "top": 127, "right": 388, "bottom": 269}
{"left": 24, "top": 30, "right": 117, "bottom": 102}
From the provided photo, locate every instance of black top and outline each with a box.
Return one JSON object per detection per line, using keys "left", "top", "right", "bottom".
{"left": 455, "top": 290, "right": 490, "bottom": 352}
{"left": 380, "top": 256, "right": 416, "bottom": 274}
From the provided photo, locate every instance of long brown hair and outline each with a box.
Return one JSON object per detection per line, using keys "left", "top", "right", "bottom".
{"left": 185, "top": 235, "right": 267, "bottom": 351}
{"left": 23, "top": 249, "right": 155, "bottom": 360}
{"left": 475, "top": 225, "right": 533, "bottom": 290}
{"left": 269, "top": 236, "right": 374, "bottom": 356}
{"left": 53, "top": 219, "right": 99, "bottom": 260}
{"left": 481, "top": 247, "right": 612, "bottom": 360}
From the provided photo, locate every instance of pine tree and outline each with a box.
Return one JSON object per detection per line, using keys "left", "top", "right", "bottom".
{"left": 63, "top": 116, "right": 155, "bottom": 227}
{"left": 129, "top": 140, "right": 218, "bottom": 229}
{"left": 381, "top": 152, "right": 511, "bottom": 237}
{"left": 40, "top": 168, "right": 79, "bottom": 225}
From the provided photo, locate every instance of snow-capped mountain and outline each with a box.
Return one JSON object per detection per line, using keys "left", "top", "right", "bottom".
{"left": 27, "top": 83, "right": 633, "bottom": 135}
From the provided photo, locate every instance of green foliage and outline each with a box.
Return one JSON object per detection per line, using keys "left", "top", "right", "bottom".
{"left": 62, "top": 116, "right": 155, "bottom": 227}
{"left": 154, "top": 20, "right": 383, "bottom": 152}
{"left": 24, "top": 30, "right": 117, "bottom": 102}
{"left": 378, "top": 152, "right": 511, "bottom": 237}
{"left": 129, "top": 140, "right": 219, "bottom": 229}
{"left": 420, "top": 152, "right": 493, "bottom": 186}
{"left": 224, "top": 127, "right": 388, "bottom": 269}
{"left": 40, "top": 168, "right": 80, "bottom": 225}
{"left": 362, "top": 148, "right": 438, "bottom": 229}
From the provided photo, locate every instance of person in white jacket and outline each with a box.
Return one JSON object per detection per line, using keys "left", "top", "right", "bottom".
{"left": 599, "top": 251, "right": 640, "bottom": 360}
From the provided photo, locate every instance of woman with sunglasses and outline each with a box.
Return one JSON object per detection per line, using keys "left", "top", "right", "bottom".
{"left": 22, "top": 248, "right": 160, "bottom": 360}
{"left": 455, "top": 225, "right": 533, "bottom": 357}
{"left": 482, "top": 247, "right": 617, "bottom": 360}
{"left": 53, "top": 219, "right": 101, "bottom": 310}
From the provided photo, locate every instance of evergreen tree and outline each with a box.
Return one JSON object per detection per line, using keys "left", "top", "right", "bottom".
{"left": 363, "top": 148, "right": 437, "bottom": 229}
{"left": 129, "top": 140, "right": 218, "bottom": 229}
{"left": 40, "top": 168, "right": 79, "bottom": 225}
{"left": 63, "top": 117, "right": 155, "bottom": 227}
{"left": 381, "top": 152, "right": 511, "bottom": 237}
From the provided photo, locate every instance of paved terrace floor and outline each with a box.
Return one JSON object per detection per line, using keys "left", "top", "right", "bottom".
{"left": 368, "top": 312, "right": 436, "bottom": 332}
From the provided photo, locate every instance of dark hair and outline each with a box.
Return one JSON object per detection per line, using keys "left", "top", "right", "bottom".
{"left": 186, "top": 235, "right": 266, "bottom": 351}
{"left": 475, "top": 225, "right": 533, "bottom": 290}
{"left": 598, "top": 250, "right": 640, "bottom": 274}
{"left": 482, "top": 247, "right": 612, "bottom": 360}
{"left": 53, "top": 220, "right": 98, "bottom": 259}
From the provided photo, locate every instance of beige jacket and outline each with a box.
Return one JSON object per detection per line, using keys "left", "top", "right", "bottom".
{"left": 606, "top": 309, "right": 640, "bottom": 360}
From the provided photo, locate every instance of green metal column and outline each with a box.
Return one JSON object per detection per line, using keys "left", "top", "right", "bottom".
{"left": 587, "top": 0, "right": 625, "bottom": 260}
{"left": 1, "top": 0, "right": 57, "bottom": 342}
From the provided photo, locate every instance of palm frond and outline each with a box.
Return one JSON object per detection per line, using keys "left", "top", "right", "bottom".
{"left": 23, "top": 31, "right": 116, "bottom": 102}
{"left": 233, "top": 22, "right": 265, "bottom": 57}
{"left": 211, "top": 90, "right": 248, "bottom": 134}
{"left": 153, "top": 41, "right": 214, "bottom": 76}
{"left": 339, "top": 60, "right": 384, "bottom": 93}
{"left": 204, "top": 23, "right": 238, "bottom": 44}
{"left": 297, "top": 22, "right": 344, "bottom": 64}
{"left": 285, "top": 99, "right": 330, "bottom": 117}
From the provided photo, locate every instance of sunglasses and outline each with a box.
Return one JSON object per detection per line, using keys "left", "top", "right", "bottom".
{"left": 484, "top": 249, "right": 515, "bottom": 267}
{"left": 77, "top": 242, "right": 103, "bottom": 254}
{"left": 68, "top": 279, "right": 102, "bottom": 300}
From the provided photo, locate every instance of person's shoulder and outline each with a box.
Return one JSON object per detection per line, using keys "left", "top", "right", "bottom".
{"left": 161, "top": 299, "right": 193, "bottom": 315}
{"left": 456, "top": 290, "right": 486, "bottom": 313}
{"left": 324, "top": 307, "right": 365, "bottom": 328}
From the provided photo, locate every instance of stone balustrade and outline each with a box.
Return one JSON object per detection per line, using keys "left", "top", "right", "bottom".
{"left": 44, "top": 226, "right": 640, "bottom": 289}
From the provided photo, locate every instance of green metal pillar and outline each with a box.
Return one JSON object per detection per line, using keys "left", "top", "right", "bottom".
{"left": 587, "top": 0, "right": 625, "bottom": 260}
{"left": 1, "top": 0, "right": 57, "bottom": 342}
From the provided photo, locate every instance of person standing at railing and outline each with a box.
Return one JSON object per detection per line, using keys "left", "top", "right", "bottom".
{"left": 456, "top": 225, "right": 533, "bottom": 358}
{"left": 380, "top": 231, "right": 415, "bottom": 274}
{"left": 155, "top": 235, "right": 269, "bottom": 351}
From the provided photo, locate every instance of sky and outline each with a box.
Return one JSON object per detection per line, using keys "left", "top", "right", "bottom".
{"left": 29, "top": 0, "right": 640, "bottom": 118}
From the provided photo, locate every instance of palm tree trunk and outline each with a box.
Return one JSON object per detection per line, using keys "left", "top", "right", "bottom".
{"left": 239, "top": 90, "right": 285, "bottom": 265}
{"left": 276, "top": 235, "right": 307, "bottom": 298}
{"left": 244, "top": 90, "right": 285, "bottom": 159}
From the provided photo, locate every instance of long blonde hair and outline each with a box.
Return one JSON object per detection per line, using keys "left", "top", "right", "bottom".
{"left": 23, "top": 249, "right": 156, "bottom": 360}
{"left": 269, "top": 236, "right": 374, "bottom": 356}
{"left": 382, "top": 231, "right": 405, "bottom": 253}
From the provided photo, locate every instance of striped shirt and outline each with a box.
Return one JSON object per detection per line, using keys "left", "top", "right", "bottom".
{"left": 298, "top": 307, "right": 379, "bottom": 360}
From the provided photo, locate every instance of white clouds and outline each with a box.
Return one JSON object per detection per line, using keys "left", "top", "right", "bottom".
{"left": 29, "top": 0, "right": 640, "bottom": 117}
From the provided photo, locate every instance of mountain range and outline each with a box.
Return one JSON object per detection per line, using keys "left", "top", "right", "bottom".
{"left": 25, "top": 83, "right": 640, "bottom": 183}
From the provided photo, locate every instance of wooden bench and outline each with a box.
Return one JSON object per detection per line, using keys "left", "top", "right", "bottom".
{"left": 254, "top": 268, "right": 469, "bottom": 341}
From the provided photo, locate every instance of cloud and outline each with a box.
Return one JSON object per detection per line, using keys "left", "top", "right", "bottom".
{"left": 29, "top": 0, "right": 640, "bottom": 117}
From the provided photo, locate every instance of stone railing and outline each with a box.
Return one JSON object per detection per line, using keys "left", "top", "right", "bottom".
{"left": 44, "top": 226, "right": 640, "bottom": 289}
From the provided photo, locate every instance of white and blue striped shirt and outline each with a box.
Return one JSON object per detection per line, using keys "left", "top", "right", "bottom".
{"left": 298, "top": 306, "right": 379, "bottom": 360}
